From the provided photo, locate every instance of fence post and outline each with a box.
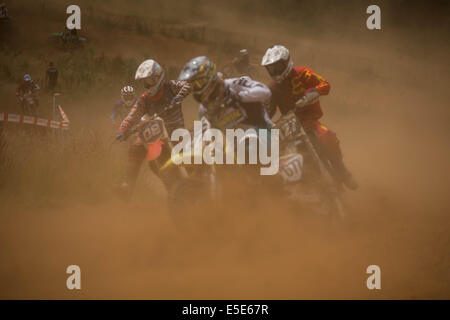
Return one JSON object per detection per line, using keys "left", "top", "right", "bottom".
{"left": 52, "top": 92, "right": 60, "bottom": 139}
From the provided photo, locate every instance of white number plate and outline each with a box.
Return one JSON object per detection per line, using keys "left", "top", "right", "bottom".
{"left": 280, "top": 153, "right": 304, "bottom": 183}
{"left": 139, "top": 119, "right": 164, "bottom": 144}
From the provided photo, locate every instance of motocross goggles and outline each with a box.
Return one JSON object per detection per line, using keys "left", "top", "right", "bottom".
{"left": 191, "top": 76, "right": 210, "bottom": 93}
{"left": 265, "top": 59, "right": 289, "bottom": 77}
{"left": 143, "top": 74, "right": 162, "bottom": 89}
{"left": 190, "top": 61, "right": 218, "bottom": 94}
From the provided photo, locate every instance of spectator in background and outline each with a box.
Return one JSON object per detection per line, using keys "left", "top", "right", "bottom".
{"left": 16, "top": 74, "right": 40, "bottom": 113}
{"left": 111, "top": 86, "right": 137, "bottom": 127}
{"left": 16, "top": 74, "right": 40, "bottom": 98}
{"left": 233, "top": 49, "right": 251, "bottom": 74}
{"left": 0, "top": 3, "right": 9, "bottom": 20}
{"left": 45, "top": 62, "right": 58, "bottom": 92}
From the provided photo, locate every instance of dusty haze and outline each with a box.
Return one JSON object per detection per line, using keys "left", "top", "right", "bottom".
{"left": 0, "top": 0, "right": 449, "bottom": 299}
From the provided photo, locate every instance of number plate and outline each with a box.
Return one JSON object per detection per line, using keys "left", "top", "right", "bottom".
{"left": 278, "top": 116, "right": 301, "bottom": 142}
{"left": 280, "top": 153, "right": 304, "bottom": 183}
{"left": 138, "top": 118, "right": 165, "bottom": 144}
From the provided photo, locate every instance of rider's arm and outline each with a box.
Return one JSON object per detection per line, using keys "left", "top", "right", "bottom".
{"left": 118, "top": 99, "right": 145, "bottom": 133}
{"left": 303, "top": 67, "right": 330, "bottom": 96}
{"left": 234, "top": 77, "right": 271, "bottom": 103}
{"left": 238, "top": 84, "right": 271, "bottom": 103}
{"left": 232, "top": 77, "right": 274, "bottom": 127}
{"left": 111, "top": 102, "right": 120, "bottom": 124}
{"left": 295, "top": 68, "right": 330, "bottom": 108}
{"left": 170, "top": 80, "right": 191, "bottom": 104}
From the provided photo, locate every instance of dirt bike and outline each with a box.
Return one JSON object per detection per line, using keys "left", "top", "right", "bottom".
{"left": 221, "top": 60, "right": 261, "bottom": 80}
{"left": 18, "top": 90, "right": 39, "bottom": 117}
{"left": 201, "top": 100, "right": 274, "bottom": 196}
{"left": 275, "top": 109, "right": 348, "bottom": 221}
{"left": 50, "top": 32, "right": 86, "bottom": 49}
{"left": 121, "top": 107, "right": 220, "bottom": 222}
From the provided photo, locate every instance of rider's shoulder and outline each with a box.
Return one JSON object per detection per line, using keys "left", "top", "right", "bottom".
{"left": 224, "top": 77, "right": 238, "bottom": 85}
{"left": 294, "top": 66, "right": 307, "bottom": 72}
{"left": 294, "top": 66, "right": 315, "bottom": 76}
{"left": 226, "top": 75, "right": 256, "bottom": 87}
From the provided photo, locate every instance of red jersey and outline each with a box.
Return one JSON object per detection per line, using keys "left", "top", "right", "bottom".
{"left": 269, "top": 66, "right": 330, "bottom": 127}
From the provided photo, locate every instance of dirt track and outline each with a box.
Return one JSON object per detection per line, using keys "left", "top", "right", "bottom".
{"left": 0, "top": 0, "right": 449, "bottom": 299}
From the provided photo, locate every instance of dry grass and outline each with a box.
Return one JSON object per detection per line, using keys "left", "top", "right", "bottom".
{"left": 0, "top": 124, "right": 124, "bottom": 208}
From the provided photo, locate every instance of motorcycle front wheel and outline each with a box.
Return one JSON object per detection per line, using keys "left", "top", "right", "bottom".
{"left": 167, "top": 177, "right": 215, "bottom": 234}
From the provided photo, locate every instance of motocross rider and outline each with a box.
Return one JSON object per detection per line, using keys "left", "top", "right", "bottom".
{"left": 261, "top": 45, "right": 358, "bottom": 190}
{"left": 111, "top": 85, "right": 137, "bottom": 126}
{"left": 115, "top": 59, "right": 191, "bottom": 197}
{"left": 223, "top": 49, "right": 259, "bottom": 79}
{"left": 62, "top": 26, "right": 78, "bottom": 43}
{"left": 232, "top": 49, "right": 251, "bottom": 75}
{"left": 16, "top": 74, "right": 40, "bottom": 107}
{"left": 178, "top": 56, "right": 273, "bottom": 132}
{"left": 178, "top": 56, "right": 273, "bottom": 175}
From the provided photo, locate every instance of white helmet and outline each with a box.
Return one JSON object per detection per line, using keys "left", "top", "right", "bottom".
{"left": 135, "top": 59, "right": 165, "bottom": 97}
{"left": 121, "top": 85, "right": 136, "bottom": 107}
{"left": 261, "top": 45, "right": 293, "bottom": 83}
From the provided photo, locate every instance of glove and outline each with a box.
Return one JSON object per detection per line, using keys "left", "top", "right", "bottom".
{"left": 170, "top": 96, "right": 181, "bottom": 106}
{"left": 115, "top": 131, "right": 127, "bottom": 142}
{"left": 295, "top": 89, "right": 320, "bottom": 109}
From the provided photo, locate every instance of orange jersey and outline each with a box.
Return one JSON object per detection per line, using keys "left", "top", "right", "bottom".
{"left": 269, "top": 66, "right": 330, "bottom": 126}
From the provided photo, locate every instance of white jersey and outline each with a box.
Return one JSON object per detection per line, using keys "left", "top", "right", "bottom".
{"left": 224, "top": 76, "right": 271, "bottom": 104}
{"left": 199, "top": 76, "right": 273, "bottom": 129}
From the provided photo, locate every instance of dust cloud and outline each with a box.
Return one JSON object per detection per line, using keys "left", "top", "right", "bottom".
{"left": 0, "top": 0, "right": 449, "bottom": 299}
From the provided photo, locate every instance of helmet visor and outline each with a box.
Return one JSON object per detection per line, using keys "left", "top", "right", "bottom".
{"left": 143, "top": 74, "right": 161, "bottom": 88}
{"left": 191, "top": 77, "right": 210, "bottom": 93}
{"left": 265, "top": 60, "right": 289, "bottom": 77}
